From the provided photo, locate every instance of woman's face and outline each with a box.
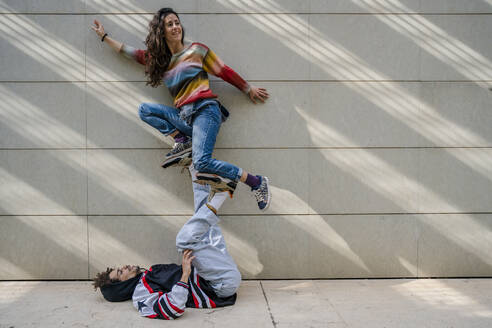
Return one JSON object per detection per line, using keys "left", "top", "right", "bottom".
{"left": 163, "top": 13, "right": 182, "bottom": 44}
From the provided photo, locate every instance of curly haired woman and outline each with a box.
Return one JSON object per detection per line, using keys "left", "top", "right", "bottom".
{"left": 91, "top": 8, "right": 271, "bottom": 210}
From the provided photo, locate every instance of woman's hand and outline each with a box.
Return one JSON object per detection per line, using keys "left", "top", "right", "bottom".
{"left": 248, "top": 86, "right": 269, "bottom": 104}
{"left": 91, "top": 19, "right": 106, "bottom": 38}
{"left": 180, "top": 249, "right": 195, "bottom": 281}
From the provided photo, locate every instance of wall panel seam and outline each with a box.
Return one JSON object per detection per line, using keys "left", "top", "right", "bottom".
{"left": 2, "top": 212, "right": 492, "bottom": 217}
{"left": 416, "top": 216, "right": 421, "bottom": 277}
{"left": 2, "top": 147, "right": 492, "bottom": 150}
{"left": 2, "top": 80, "right": 492, "bottom": 83}
{"left": 1, "top": 13, "right": 492, "bottom": 16}
{"left": 86, "top": 216, "right": 89, "bottom": 279}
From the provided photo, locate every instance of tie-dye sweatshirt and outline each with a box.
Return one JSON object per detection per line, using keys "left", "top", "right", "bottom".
{"left": 121, "top": 42, "right": 251, "bottom": 108}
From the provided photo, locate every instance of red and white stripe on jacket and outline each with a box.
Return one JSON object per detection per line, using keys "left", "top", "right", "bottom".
{"left": 132, "top": 267, "right": 217, "bottom": 320}
{"left": 132, "top": 269, "right": 188, "bottom": 320}
{"left": 189, "top": 269, "right": 216, "bottom": 309}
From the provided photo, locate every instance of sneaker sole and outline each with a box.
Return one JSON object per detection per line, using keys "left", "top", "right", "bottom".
{"left": 165, "top": 148, "right": 192, "bottom": 160}
{"left": 161, "top": 153, "right": 192, "bottom": 168}
{"left": 259, "top": 176, "right": 271, "bottom": 212}
{"left": 195, "top": 174, "right": 237, "bottom": 192}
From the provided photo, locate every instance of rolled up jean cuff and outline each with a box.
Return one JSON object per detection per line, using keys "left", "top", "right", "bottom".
{"left": 236, "top": 168, "right": 243, "bottom": 181}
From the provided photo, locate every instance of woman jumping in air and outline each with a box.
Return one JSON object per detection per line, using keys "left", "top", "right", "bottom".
{"left": 91, "top": 7, "right": 271, "bottom": 211}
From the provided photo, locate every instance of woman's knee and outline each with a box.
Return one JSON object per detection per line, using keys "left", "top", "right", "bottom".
{"left": 138, "top": 102, "right": 150, "bottom": 120}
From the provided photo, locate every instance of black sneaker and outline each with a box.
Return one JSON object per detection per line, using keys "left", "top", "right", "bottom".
{"left": 251, "top": 176, "right": 271, "bottom": 211}
{"left": 194, "top": 171, "right": 237, "bottom": 197}
{"left": 166, "top": 140, "right": 192, "bottom": 159}
{"left": 161, "top": 151, "right": 192, "bottom": 168}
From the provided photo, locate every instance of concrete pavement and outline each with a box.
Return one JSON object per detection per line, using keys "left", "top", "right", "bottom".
{"left": 1, "top": 279, "right": 491, "bottom": 327}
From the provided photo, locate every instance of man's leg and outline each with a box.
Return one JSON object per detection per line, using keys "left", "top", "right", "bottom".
{"left": 176, "top": 183, "right": 241, "bottom": 298}
{"left": 176, "top": 183, "right": 219, "bottom": 247}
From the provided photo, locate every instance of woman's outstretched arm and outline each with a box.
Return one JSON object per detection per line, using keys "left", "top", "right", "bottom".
{"left": 90, "top": 19, "right": 147, "bottom": 65}
{"left": 202, "top": 45, "right": 269, "bottom": 103}
{"left": 91, "top": 19, "right": 123, "bottom": 52}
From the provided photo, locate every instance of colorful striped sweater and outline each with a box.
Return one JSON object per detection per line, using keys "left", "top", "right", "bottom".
{"left": 121, "top": 42, "right": 251, "bottom": 108}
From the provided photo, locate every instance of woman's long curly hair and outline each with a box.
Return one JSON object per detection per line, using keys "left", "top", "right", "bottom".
{"left": 144, "top": 8, "right": 185, "bottom": 87}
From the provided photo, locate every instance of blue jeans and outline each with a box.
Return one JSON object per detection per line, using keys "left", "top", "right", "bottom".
{"left": 139, "top": 100, "right": 241, "bottom": 181}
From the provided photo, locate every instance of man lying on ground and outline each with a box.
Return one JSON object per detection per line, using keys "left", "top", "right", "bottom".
{"left": 93, "top": 168, "right": 241, "bottom": 320}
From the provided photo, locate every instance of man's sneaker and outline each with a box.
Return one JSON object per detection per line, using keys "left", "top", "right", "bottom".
{"left": 251, "top": 176, "right": 271, "bottom": 211}
{"left": 195, "top": 171, "right": 237, "bottom": 197}
{"left": 161, "top": 151, "right": 192, "bottom": 168}
{"left": 166, "top": 140, "right": 192, "bottom": 159}
{"left": 188, "top": 163, "right": 199, "bottom": 181}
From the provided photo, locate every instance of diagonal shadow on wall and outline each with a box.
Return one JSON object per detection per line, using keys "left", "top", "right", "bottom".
{"left": 0, "top": 1, "right": 492, "bottom": 318}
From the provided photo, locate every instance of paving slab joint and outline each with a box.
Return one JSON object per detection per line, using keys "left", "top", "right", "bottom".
{"left": 260, "top": 281, "right": 277, "bottom": 328}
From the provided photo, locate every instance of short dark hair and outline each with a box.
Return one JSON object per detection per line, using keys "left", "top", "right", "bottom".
{"left": 93, "top": 267, "right": 117, "bottom": 290}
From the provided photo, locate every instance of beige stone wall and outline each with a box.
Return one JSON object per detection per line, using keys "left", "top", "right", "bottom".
{"left": 1, "top": 0, "right": 491, "bottom": 279}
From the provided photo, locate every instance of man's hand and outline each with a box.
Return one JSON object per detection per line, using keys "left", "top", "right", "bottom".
{"left": 91, "top": 19, "right": 106, "bottom": 38}
{"left": 180, "top": 249, "right": 195, "bottom": 282}
{"left": 248, "top": 86, "right": 269, "bottom": 104}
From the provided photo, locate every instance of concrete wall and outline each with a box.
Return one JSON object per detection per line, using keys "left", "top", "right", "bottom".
{"left": 1, "top": 0, "right": 491, "bottom": 280}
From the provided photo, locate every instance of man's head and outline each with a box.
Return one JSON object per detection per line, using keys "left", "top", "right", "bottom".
{"left": 93, "top": 265, "right": 143, "bottom": 302}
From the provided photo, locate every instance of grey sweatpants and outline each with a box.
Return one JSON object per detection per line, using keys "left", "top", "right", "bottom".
{"left": 175, "top": 182, "right": 241, "bottom": 298}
